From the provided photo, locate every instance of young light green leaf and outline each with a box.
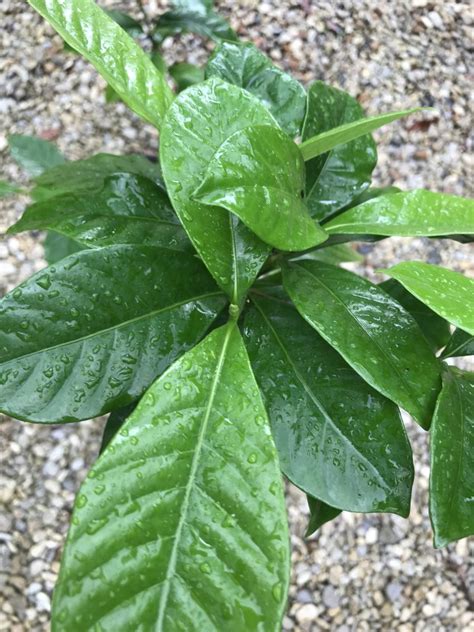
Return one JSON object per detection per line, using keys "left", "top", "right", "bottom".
{"left": 9, "top": 173, "right": 190, "bottom": 252}
{"left": 43, "top": 231, "right": 86, "bottom": 266}
{"left": 169, "top": 62, "right": 205, "bottom": 92}
{"left": 52, "top": 324, "right": 290, "bottom": 631}
{"left": 384, "top": 262, "right": 474, "bottom": 335}
{"left": 0, "top": 246, "right": 225, "bottom": 423}
{"left": 8, "top": 134, "right": 66, "bottom": 176}
{"left": 244, "top": 291, "right": 414, "bottom": 514}
{"left": 28, "top": 0, "right": 173, "bottom": 129}
{"left": 206, "top": 41, "right": 307, "bottom": 137}
{"left": 440, "top": 328, "right": 474, "bottom": 359}
{"left": 194, "top": 125, "right": 327, "bottom": 251}
{"left": 302, "top": 81, "right": 377, "bottom": 221}
{"left": 161, "top": 78, "right": 278, "bottom": 303}
{"left": 306, "top": 497, "right": 341, "bottom": 537}
{"left": 0, "top": 181, "right": 24, "bottom": 197}
{"left": 325, "top": 190, "right": 474, "bottom": 237}
{"left": 430, "top": 366, "right": 474, "bottom": 547}
{"left": 301, "top": 105, "right": 427, "bottom": 161}
{"left": 283, "top": 261, "right": 442, "bottom": 428}
{"left": 380, "top": 279, "right": 451, "bottom": 352}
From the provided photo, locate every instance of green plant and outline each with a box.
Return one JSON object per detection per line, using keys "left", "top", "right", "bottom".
{"left": 2, "top": 0, "right": 474, "bottom": 629}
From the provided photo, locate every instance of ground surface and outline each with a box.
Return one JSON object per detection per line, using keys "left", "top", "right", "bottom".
{"left": 0, "top": 1, "right": 473, "bottom": 630}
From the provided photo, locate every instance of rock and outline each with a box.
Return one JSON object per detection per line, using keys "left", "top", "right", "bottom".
{"left": 295, "top": 603, "right": 319, "bottom": 625}
{"left": 322, "top": 585, "right": 340, "bottom": 608}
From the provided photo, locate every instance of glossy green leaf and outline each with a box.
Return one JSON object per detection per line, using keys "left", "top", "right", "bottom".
{"left": 0, "top": 181, "right": 23, "bottom": 197}
{"left": 43, "top": 231, "right": 86, "bottom": 265}
{"left": 430, "top": 366, "right": 474, "bottom": 547}
{"left": 243, "top": 291, "right": 414, "bottom": 514}
{"left": 283, "top": 261, "right": 441, "bottom": 428}
{"left": 0, "top": 245, "right": 225, "bottom": 423}
{"left": 380, "top": 279, "right": 451, "bottom": 352}
{"left": 32, "top": 153, "right": 164, "bottom": 200}
{"left": 8, "top": 134, "right": 66, "bottom": 177}
{"left": 52, "top": 324, "right": 290, "bottom": 630}
{"left": 302, "top": 81, "right": 377, "bottom": 221}
{"left": 153, "top": 2, "right": 236, "bottom": 45}
{"left": 206, "top": 41, "right": 306, "bottom": 137}
{"left": 384, "top": 262, "right": 474, "bottom": 335}
{"left": 169, "top": 62, "right": 205, "bottom": 92}
{"left": 301, "top": 102, "right": 426, "bottom": 161}
{"left": 325, "top": 189, "right": 474, "bottom": 237}
{"left": 194, "top": 125, "right": 327, "bottom": 251}
{"left": 9, "top": 173, "right": 190, "bottom": 252}
{"left": 293, "top": 243, "right": 363, "bottom": 265}
{"left": 306, "top": 497, "right": 341, "bottom": 536}
{"left": 27, "top": 0, "right": 173, "bottom": 129}
{"left": 441, "top": 328, "right": 474, "bottom": 359}
{"left": 350, "top": 186, "right": 401, "bottom": 206}
{"left": 161, "top": 78, "right": 278, "bottom": 303}
{"left": 100, "top": 402, "right": 137, "bottom": 453}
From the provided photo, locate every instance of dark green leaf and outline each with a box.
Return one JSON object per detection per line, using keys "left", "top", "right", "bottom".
{"left": 325, "top": 190, "right": 474, "bottom": 237}
{"left": 306, "top": 497, "right": 341, "bottom": 536}
{"left": 293, "top": 243, "right": 363, "bottom": 265}
{"left": 0, "top": 181, "right": 24, "bottom": 197}
{"left": 8, "top": 134, "right": 66, "bottom": 177}
{"left": 52, "top": 324, "right": 290, "bottom": 630}
{"left": 380, "top": 279, "right": 451, "bottom": 352}
{"left": 153, "top": 4, "right": 236, "bottom": 45}
{"left": 43, "top": 231, "right": 86, "bottom": 266}
{"left": 302, "top": 81, "right": 377, "bottom": 221}
{"left": 104, "top": 83, "right": 120, "bottom": 103}
{"left": 384, "top": 262, "right": 474, "bottom": 335}
{"left": 349, "top": 186, "right": 401, "bottom": 206}
{"left": 206, "top": 41, "right": 306, "bottom": 137}
{"left": 9, "top": 173, "right": 190, "bottom": 252}
{"left": 301, "top": 101, "right": 427, "bottom": 161}
{"left": 243, "top": 291, "right": 414, "bottom": 514}
{"left": 27, "top": 0, "right": 173, "bottom": 129}
{"left": 441, "top": 328, "right": 474, "bottom": 359}
{"left": 161, "top": 78, "right": 278, "bottom": 303}
{"left": 105, "top": 9, "right": 144, "bottom": 38}
{"left": 430, "top": 366, "right": 474, "bottom": 547}
{"left": 283, "top": 261, "right": 441, "bottom": 428}
{"left": 100, "top": 402, "right": 137, "bottom": 453}
{"left": 169, "top": 62, "right": 205, "bottom": 92}
{"left": 0, "top": 246, "right": 225, "bottom": 423}
{"left": 194, "top": 125, "right": 327, "bottom": 251}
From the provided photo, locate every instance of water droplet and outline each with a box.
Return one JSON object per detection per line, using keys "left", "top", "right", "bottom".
{"left": 272, "top": 582, "right": 283, "bottom": 602}
{"left": 12, "top": 289, "right": 22, "bottom": 299}
{"left": 163, "top": 382, "right": 172, "bottom": 391}
{"left": 94, "top": 485, "right": 105, "bottom": 495}
{"left": 36, "top": 275, "right": 52, "bottom": 290}
{"left": 130, "top": 436, "right": 138, "bottom": 445}
{"left": 76, "top": 494, "right": 88, "bottom": 508}
{"left": 247, "top": 453, "right": 257, "bottom": 464}
{"left": 199, "top": 562, "right": 211, "bottom": 574}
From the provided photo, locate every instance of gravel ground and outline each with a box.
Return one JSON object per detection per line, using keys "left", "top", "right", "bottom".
{"left": 1, "top": 0, "right": 473, "bottom": 630}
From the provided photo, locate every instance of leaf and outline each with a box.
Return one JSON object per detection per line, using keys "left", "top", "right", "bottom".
{"left": 384, "top": 262, "right": 474, "bottom": 335}
{"left": 51, "top": 324, "right": 290, "bottom": 630}
{"left": 325, "top": 189, "right": 474, "bottom": 237}
{"left": 153, "top": 2, "right": 236, "bottom": 44}
{"left": 32, "top": 153, "right": 164, "bottom": 200}
{"left": 0, "top": 245, "right": 225, "bottom": 423}
{"left": 0, "top": 181, "right": 24, "bottom": 197}
{"left": 350, "top": 185, "right": 401, "bottom": 205}
{"left": 293, "top": 243, "right": 363, "bottom": 265}
{"left": 380, "top": 279, "right": 451, "bottom": 352}
{"left": 306, "top": 497, "right": 341, "bottom": 536}
{"left": 100, "top": 402, "right": 137, "bottom": 453}
{"left": 301, "top": 81, "right": 377, "bottom": 221}
{"left": 161, "top": 78, "right": 278, "bottom": 303}
{"left": 193, "top": 125, "right": 327, "bottom": 251}
{"left": 105, "top": 9, "right": 144, "bottom": 38}
{"left": 27, "top": 0, "right": 173, "bottom": 129}
{"left": 441, "top": 328, "right": 474, "bottom": 359}
{"left": 169, "top": 62, "right": 205, "bottom": 92}
{"left": 301, "top": 102, "right": 427, "bottom": 161}
{"left": 43, "top": 231, "right": 85, "bottom": 266}
{"left": 430, "top": 366, "right": 474, "bottom": 547}
{"left": 243, "top": 291, "right": 414, "bottom": 514}
{"left": 9, "top": 173, "right": 190, "bottom": 252}
{"left": 206, "top": 41, "right": 307, "bottom": 137}
{"left": 283, "top": 261, "right": 442, "bottom": 428}
{"left": 8, "top": 134, "right": 66, "bottom": 177}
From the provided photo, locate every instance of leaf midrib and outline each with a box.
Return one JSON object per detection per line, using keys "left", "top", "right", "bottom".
{"left": 155, "top": 323, "right": 234, "bottom": 630}
{"left": 1, "top": 291, "right": 223, "bottom": 365}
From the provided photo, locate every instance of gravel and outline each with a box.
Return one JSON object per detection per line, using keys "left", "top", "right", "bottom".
{"left": 1, "top": 1, "right": 473, "bottom": 630}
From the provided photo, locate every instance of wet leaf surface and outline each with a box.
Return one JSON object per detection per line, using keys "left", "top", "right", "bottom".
{"left": 306, "top": 496, "right": 341, "bottom": 536}
{"left": 283, "top": 261, "right": 442, "bottom": 428}
{"left": 0, "top": 246, "right": 225, "bottom": 423}
{"left": 52, "top": 324, "right": 290, "bottom": 631}
{"left": 440, "top": 328, "right": 474, "bottom": 359}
